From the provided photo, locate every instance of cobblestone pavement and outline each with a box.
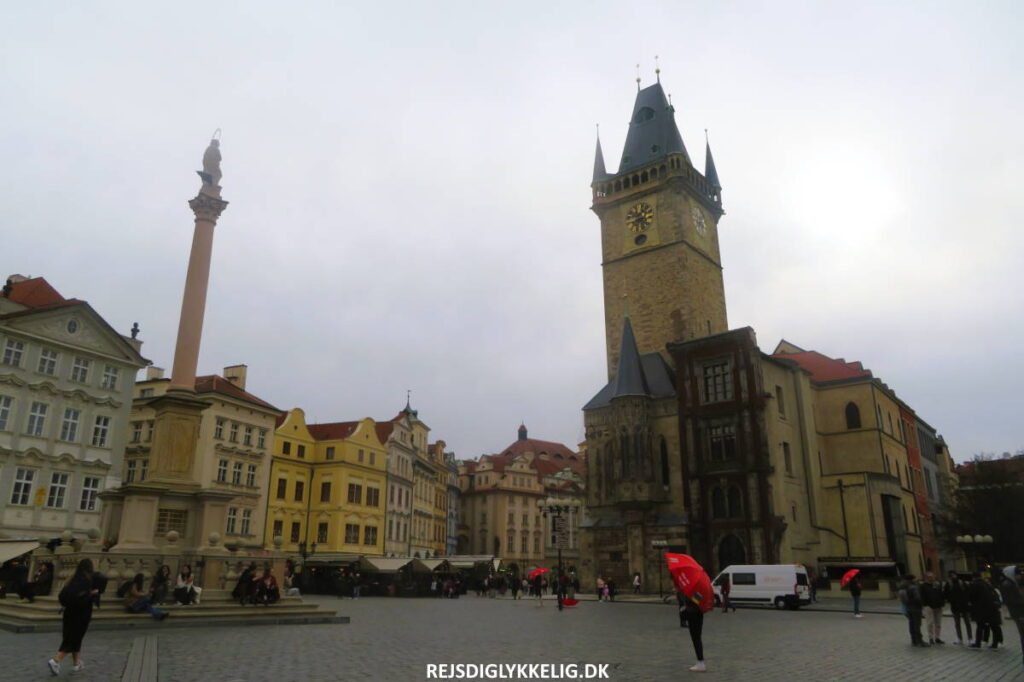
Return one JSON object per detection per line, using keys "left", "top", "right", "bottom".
{"left": 1, "top": 596, "right": 1021, "bottom": 681}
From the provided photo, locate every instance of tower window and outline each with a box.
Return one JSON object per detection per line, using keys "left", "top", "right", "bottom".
{"left": 702, "top": 361, "right": 733, "bottom": 403}
{"left": 634, "top": 106, "right": 655, "bottom": 123}
{"left": 845, "top": 402, "right": 861, "bottom": 429}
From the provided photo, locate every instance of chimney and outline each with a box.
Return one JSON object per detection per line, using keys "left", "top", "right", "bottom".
{"left": 146, "top": 367, "right": 166, "bottom": 380}
{"left": 224, "top": 364, "right": 248, "bottom": 390}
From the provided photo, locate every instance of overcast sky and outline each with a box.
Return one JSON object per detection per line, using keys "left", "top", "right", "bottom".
{"left": 3, "top": 1, "right": 1021, "bottom": 462}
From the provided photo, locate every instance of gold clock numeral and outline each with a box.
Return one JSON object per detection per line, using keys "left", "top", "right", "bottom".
{"left": 626, "top": 202, "right": 653, "bottom": 232}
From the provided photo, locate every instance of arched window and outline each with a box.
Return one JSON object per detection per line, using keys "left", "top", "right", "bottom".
{"left": 845, "top": 402, "right": 861, "bottom": 429}
{"left": 634, "top": 106, "right": 655, "bottom": 123}
{"left": 718, "top": 534, "right": 746, "bottom": 570}
{"left": 727, "top": 486, "right": 743, "bottom": 518}
{"left": 620, "top": 429, "right": 630, "bottom": 477}
{"left": 711, "top": 487, "right": 727, "bottom": 519}
{"left": 660, "top": 437, "right": 670, "bottom": 484}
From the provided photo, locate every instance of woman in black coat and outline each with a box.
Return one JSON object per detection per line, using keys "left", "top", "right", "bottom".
{"left": 48, "top": 558, "right": 98, "bottom": 675}
{"left": 151, "top": 565, "right": 171, "bottom": 604}
{"left": 969, "top": 575, "right": 1003, "bottom": 648}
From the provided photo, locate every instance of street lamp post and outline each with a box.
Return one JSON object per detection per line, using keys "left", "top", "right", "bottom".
{"left": 956, "top": 534, "right": 993, "bottom": 575}
{"left": 537, "top": 497, "right": 581, "bottom": 612}
{"left": 298, "top": 541, "right": 318, "bottom": 590}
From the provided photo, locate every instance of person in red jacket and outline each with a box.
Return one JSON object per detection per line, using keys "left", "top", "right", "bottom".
{"left": 720, "top": 575, "right": 735, "bottom": 613}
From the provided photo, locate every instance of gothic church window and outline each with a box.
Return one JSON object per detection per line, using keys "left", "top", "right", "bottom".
{"left": 708, "top": 424, "right": 736, "bottom": 461}
{"left": 845, "top": 402, "right": 861, "bottom": 429}
{"left": 727, "top": 486, "right": 743, "bottom": 518}
{"left": 660, "top": 437, "right": 669, "bottom": 484}
{"left": 711, "top": 487, "right": 727, "bottom": 519}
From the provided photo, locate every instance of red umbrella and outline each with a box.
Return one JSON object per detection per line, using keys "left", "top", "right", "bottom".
{"left": 527, "top": 567, "right": 550, "bottom": 581}
{"left": 841, "top": 569, "right": 859, "bottom": 587}
{"left": 665, "top": 553, "right": 714, "bottom": 613}
{"left": 561, "top": 598, "right": 579, "bottom": 607}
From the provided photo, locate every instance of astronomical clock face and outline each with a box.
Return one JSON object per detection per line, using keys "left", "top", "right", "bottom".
{"left": 625, "top": 202, "right": 654, "bottom": 233}
{"left": 692, "top": 206, "right": 707, "bottom": 236}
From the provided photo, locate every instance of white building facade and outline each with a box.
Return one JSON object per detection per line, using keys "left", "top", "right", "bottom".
{"left": 0, "top": 275, "right": 146, "bottom": 540}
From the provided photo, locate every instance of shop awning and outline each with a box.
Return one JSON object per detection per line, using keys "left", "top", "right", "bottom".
{"left": 0, "top": 539, "right": 40, "bottom": 564}
{"left": 821, "top": 561, "right": 897, "bottom": 569}
{"left": 302, "top": 553, "right": 362, "bottom": 566}
{"left": 446, "top": 555, "right": 496, "bottom": 569}
{"left": 421, "top": 559, "right": 451, "bottom": 571}
{"left": 361, "top": 557, "right": 432, "bottom": 574}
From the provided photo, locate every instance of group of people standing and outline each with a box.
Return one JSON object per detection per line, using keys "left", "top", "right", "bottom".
{"left": 595, "top": 575, "right": 617, "bottom": 601}
{"left": 897, "top": 566, "right": 1024, "bottom": 667}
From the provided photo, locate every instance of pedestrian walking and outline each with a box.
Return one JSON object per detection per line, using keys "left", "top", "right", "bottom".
{"left": 898, "top": 574, "right": 928, "bottom": 647}
{"left": 807, "top": 568, "right": 818, "bottom": 604}
{"left": 682, "top": 597, "right": 707, "bottom": 672}
{"left": 849, "top": 574, "right": 863, "bottom": 618}
{"left": 48, "top": 558, "right": 98, "bottom": 675}
{"left": 720, "top": 574, "right": 735, "bottom": 613}
{"left": 510, "top": 577, "right": 520, "bottom": 600}
{"left": 632, "top": 572, "right": 642, "bottom": 594}
{"left": 944, "top": 571, "right": 973, "bottom": 645}
{"left": 596, "top": 576, "right": 606, "bottom": 602}
{"left": 920, "top": 572, "right": 946, "bottom": 644}
{"left": 997, "top": 565, "right": 1024, "bottom": 669}
{"left": 533, "top": 574, "right": 544, "bottom": 607}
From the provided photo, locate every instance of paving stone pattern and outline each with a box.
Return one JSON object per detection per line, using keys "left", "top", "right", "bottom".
{"left": 0, "top": 596, "right": 1020, "bottom": 681}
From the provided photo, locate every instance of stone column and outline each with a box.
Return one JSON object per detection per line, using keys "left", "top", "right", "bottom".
{"left": 170, "top": 191, "right": 228, "bottom": 390}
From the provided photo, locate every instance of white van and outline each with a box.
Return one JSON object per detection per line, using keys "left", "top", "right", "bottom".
{"left": 712, "top": 564, "right": 811, "bottom": 610}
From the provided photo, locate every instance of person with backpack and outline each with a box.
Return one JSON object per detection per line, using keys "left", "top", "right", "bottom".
{"left": 969, "top": 573, "right": 1004, "bottom": 649}
{"left": 898, "top": 574, "right": 927, "bottom": 647}
{"left": 48, "top": 558, "right": 98, "bottom": 675}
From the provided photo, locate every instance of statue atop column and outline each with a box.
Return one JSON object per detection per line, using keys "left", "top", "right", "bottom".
{"left": 196, "top": 136, "right": 222, "bottom": 197}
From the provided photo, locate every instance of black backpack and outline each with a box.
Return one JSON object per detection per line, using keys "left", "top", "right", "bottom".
{"left": 115, "top": 579, "right": 133, "bottom": 598}
{"left": 58, "top": 584, "right": 73, "bottom": 607}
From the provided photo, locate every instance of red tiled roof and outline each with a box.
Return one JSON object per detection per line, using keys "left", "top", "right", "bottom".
{"left": 3, "top": 276, "right": 70, "bottom": 307}
{"left": 307, "top": 421, "right": 359, "bottom": 441}
{"left": 194, "top": 375, "right": 279, "bottom": 412}
{"left": 1, "top": 276, "right": 86, "bottom": 319}
{"left": 770, "top": 350, "right": 873, "bottom": 383}
{"left": 375, "top": 422, "right": 395, "bottom": 443}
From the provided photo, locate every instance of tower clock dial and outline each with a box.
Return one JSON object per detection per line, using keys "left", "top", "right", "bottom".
{"left": 625, "top": 202, "right": 654, "bottom": 233}
{"left": 692, "top": 206, "right": 707, "bottom": 236}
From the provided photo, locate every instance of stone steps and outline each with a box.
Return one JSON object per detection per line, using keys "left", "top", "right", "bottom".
{"left": 0, "top": 592, "right": 347, "bottom": 633}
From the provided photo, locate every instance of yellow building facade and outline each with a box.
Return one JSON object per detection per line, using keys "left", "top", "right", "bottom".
{"left": 265, "top": 409, "right": 387, "bottom": 558}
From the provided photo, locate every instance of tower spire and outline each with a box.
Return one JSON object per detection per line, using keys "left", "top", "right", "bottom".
{"left": 704, "top": 130, "right": 721, "bottom": 190}
{"left": 593, "top": 125, "right": 608, "bottom": 182}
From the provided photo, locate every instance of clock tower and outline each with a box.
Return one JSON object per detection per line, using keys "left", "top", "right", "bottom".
{"left": 591, "top": 79, "right": 727, "bottom": 379}
{"left": 580, "top": 75, "right": 727, "bottom": 593}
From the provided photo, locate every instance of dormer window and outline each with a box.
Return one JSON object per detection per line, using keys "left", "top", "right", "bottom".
{"left": 634, "top": 107, "right": 655, "bottom": 123}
